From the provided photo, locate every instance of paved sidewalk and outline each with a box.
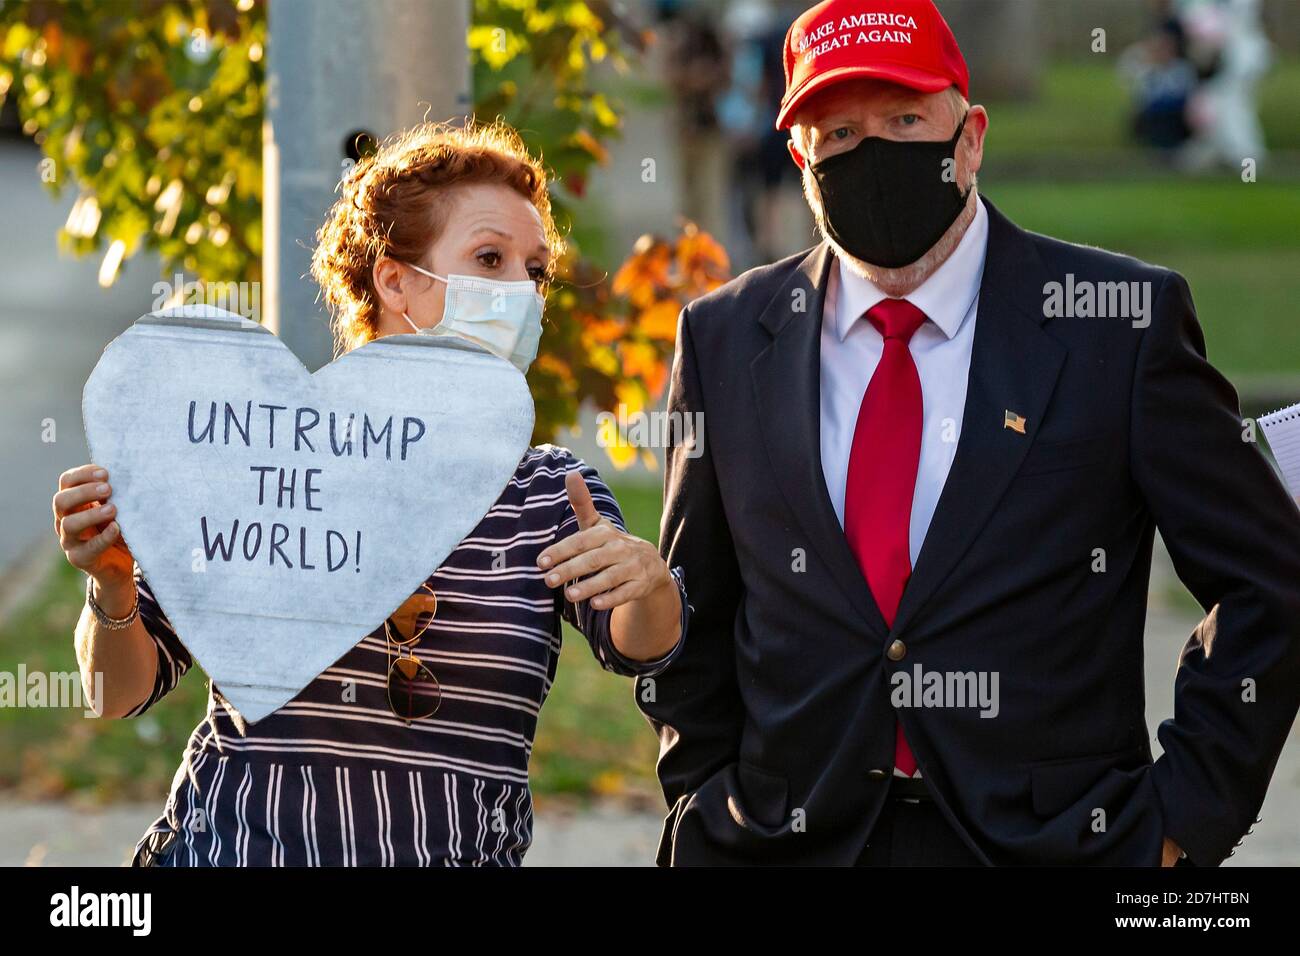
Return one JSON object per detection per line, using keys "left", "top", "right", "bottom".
{"left": 0, "top": 798, "right": 664, "bottom": 867}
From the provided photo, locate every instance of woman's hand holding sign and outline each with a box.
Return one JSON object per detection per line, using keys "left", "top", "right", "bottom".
{"left": 538, "top": 470, "right": 682, "bottom": 664}
{"left": 54, "top": 464, "right": 135, "bottom": 605}
{"left": 53, "top": 463, "right": 159, "bottom": 717}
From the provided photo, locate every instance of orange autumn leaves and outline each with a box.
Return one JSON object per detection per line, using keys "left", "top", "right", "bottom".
{"left": 611, "top": 223, "right": 730, "bottom": 394}
{"left": 530, "top": 223, "right": 729, "bottom": 469}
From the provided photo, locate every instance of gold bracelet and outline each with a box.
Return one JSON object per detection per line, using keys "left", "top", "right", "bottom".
{"left": 86, "top": 575, "right": 139, "bottom": 630}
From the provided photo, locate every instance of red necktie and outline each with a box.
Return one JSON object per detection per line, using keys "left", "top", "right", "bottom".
{"left": 843, "top": 298, "right": 927, "bottom": 778}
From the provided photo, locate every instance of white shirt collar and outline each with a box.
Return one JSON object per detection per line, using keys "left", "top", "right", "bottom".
{"left": 833, "top": 196, "right": 989, "bottom": 342}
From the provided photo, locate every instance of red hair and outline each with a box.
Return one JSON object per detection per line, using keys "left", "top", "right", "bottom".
{"left": 311, "top": 119, "right": 561, "bottom": 356}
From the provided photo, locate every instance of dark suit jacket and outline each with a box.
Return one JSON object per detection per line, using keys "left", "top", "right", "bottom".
{"left": 639, "top": 197, "right": 1300, "bottom": 866}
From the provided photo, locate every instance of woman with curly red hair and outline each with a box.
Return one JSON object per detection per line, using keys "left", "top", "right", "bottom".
{"left": 52, "top": 120, "right": 687, "bottom": 866}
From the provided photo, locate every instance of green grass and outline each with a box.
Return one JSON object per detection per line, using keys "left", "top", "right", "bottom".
{"left": 983, "top": 58, "right": 1300, "bottom": 159}
{"left": 987, "top": 180, "right": 1300, "bottom": 379}
{"left": 987, "top": 180, "right": 1300, "bottom": 252}
{"left": 0, "top": 558, "right": 209, "bottom": 802}
{"left": 985, "top": 61, "right": 1132, "bottom": 157}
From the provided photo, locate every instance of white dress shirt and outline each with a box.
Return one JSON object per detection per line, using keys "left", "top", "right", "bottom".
{"left": 819, "top": 198, "right": 989, "bottom": 567}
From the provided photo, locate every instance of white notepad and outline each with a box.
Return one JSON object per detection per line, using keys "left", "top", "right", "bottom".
{"left": 1260, "top": 402, "right": 1300, "bottom": 498}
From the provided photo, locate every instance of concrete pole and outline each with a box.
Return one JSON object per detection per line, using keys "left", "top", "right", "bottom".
{"left": 264, "top": 0, "right": 471, "bottom": 371}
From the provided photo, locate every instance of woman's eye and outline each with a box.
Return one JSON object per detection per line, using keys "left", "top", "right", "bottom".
{"left": 476, "top": 250, "right": 501, "bottom": 268}
{"left": 899, "top": 114, "right": 921, "bottom": 126}
{"left": 831, "top": 127, "right": 852, "bottom": 140}
{"left": 527, "top": 265, "right": 547, "bottom": 284}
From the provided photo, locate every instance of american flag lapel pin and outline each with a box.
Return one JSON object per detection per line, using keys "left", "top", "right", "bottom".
{"left": 1004, "top": 410, "right": 1027, "bottom": 434}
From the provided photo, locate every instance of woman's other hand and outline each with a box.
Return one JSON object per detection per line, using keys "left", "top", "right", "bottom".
{"left": 539, "top": 470, "right": 672, "bottom": 610}
{"left": 538, "top": 470, "right": 682, "bottom": 662}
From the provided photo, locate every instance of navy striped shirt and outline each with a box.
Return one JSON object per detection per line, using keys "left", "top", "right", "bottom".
{"left": 127, "top": 445, "right": 686, "bottom": 866}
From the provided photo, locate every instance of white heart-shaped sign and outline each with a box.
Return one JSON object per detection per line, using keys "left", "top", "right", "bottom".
{"left": 83, "top": 308, "right": 533, "bottom": 724}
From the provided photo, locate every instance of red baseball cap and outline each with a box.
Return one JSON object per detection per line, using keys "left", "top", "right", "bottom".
{"left": 776, "top": 0, "right": 970, "bottom": 130}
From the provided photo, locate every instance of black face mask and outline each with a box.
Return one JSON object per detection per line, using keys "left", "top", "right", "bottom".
{"left": 809, "top": 114, "right": 970, "bottom": 269}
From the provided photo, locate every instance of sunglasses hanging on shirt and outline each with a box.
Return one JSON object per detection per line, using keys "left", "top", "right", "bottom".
{"left": 383, "top": 583, "right": 442, "bottom": 722}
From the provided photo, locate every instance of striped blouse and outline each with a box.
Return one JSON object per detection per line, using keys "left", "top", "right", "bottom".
{"left": 126, "top": 445, "right": 687, "bottom": 867}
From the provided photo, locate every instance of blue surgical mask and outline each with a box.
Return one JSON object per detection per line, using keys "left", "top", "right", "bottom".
{"left": 400, "top": 262, "right": 545, "bottom": 374}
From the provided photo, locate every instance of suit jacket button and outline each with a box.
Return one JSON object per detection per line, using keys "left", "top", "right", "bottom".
{"left": 867, "top": 768, "right": 890, "bottom": 781}
{"left": 886, "top": 639, "right": 907, "bottom": 662}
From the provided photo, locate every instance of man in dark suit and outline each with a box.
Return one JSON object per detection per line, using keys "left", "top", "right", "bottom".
{"left": 639, "top": 0, "right": 1300, "bottom": 866}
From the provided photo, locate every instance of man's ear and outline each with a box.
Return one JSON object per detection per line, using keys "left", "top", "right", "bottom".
{"left": 960, "top": 104, "right": 989, "bottom": 178}
{"left": 787, "top": 137, "right": 807, "bottom": 170}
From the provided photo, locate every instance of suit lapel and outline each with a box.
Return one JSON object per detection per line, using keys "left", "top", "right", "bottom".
{"left": 891, "top": 199, "right": 1067, "bottom": 636}
{"left": 750, "top": 243, "right": 891, "bottom": 640}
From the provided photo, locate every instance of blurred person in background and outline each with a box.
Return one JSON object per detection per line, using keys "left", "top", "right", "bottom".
{"left": 1179, "top": 0, "right": 1272, "bottom": 170}
{"left": 1120, "top": 8, "right": 1197, "bottom": 154}
{"left": 714, "top": 0, "right": 773, "bottom": 268}
{"left": 659, "top": 0, "right": 732, "bottom": 236}
{"left": 716, "top": 0, "right": 811, "bottom": 267}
